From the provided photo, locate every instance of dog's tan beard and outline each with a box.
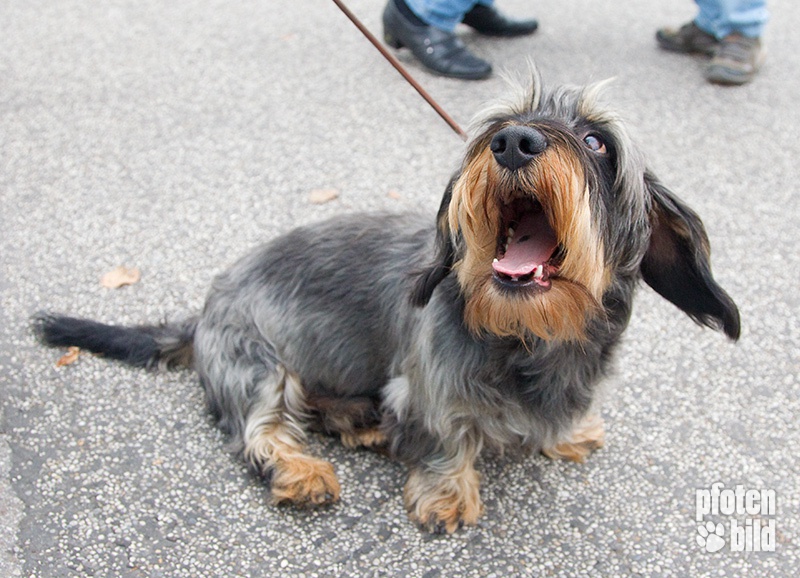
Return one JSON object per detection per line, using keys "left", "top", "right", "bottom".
{"left": 449, "top": 145, "right": 609, "bottom": 342}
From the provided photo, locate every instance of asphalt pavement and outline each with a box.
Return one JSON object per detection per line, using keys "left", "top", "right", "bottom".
{"left": 1, "top": 0, "right": 798, "bottom": 576}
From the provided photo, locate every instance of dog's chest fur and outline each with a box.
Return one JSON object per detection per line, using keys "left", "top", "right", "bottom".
{"left": 385, "top": 274, "right": 629, "bottom": 456}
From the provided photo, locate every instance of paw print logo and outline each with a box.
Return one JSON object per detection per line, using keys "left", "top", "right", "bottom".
{"left": 697, "top": 521, "right": 726, "bottom": 552}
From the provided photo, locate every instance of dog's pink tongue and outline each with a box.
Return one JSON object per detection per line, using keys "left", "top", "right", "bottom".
{"left": 492, "top": 211, "right": 558, "bottom": 277}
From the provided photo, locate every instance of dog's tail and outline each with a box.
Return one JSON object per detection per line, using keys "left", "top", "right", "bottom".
{"left": 33, "top": 313, "right": 197, "bottom": 370}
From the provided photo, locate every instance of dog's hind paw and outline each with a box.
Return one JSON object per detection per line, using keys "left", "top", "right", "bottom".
{"left": 404, "top": 467, "right": 483, "bottom": 533}
{"left": 542, "top": 413, "right": 605, "bottom": 463}
{"left": 269, "top": 456, "right": 341, "bottom": 507}
{"left": 340, "top": 427, "right": 388, "bottom": 450}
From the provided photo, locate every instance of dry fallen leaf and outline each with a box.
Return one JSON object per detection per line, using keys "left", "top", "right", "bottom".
{"left": 56, "top": 346, "right": 80, "bottom": 367}
{"left": 309, "top": 188, "right": 339, "bottom": 205}
{"left": 100, "top": 266, "right": 141, "bottom": 288}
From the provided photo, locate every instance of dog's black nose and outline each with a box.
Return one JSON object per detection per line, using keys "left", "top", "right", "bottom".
{"left": 490, "top": 126, "right": 548, "bottom": 171}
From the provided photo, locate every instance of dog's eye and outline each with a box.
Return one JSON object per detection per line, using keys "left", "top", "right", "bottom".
{"left": 583, "top": 134, "right": 607, "bottom": 154}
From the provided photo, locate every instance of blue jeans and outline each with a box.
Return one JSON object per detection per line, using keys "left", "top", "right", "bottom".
{"left": 694, "top": 0, "right": 769, "bottom": 39}
{"left": 403, "top": 0, "right": 494, "bottom": 32}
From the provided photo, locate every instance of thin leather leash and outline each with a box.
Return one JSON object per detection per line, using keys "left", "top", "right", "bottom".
{"left": 331, "top": 0, "right": 469, "bottom": 142}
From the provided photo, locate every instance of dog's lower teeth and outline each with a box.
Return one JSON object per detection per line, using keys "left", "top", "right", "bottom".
{"left": 534, "top": 265, "right": 544, "bottom": 279}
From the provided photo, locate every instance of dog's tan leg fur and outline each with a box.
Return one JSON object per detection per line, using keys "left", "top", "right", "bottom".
{"left": 242, "top": 369, "right": 340, "bottom": 507}
{"left": 542, "top": 413, "right": 605, "bottom": 463}
{"left": 245, "top": 422, "right": 340, "bottom": 506}
{"left": 404, "top": 460, "right": 483, "bottom": 533}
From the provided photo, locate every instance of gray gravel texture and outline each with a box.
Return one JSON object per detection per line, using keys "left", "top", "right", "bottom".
{"left": 2, "top": 0, "right": 798, "bottom": 576}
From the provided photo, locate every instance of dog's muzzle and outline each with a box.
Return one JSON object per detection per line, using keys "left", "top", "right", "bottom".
{"left": 489, "top": 126, "right": 560, "bottom": 291}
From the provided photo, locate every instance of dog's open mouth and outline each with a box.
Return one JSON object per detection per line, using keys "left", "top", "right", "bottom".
{"left": 492, "top": 197, "right": 561, "bottom": 290}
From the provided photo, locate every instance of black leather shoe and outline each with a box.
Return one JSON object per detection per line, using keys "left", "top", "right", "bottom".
{"left": 383, "top": 0, "right": 492, "bottom": 80}
{"left": 462, "top": 4, "right": 538, "bottom": 37}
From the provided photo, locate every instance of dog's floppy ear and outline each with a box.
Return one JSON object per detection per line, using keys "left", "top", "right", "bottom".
{"left": 640, "top": 172, "right": 741, "bottom": 340}
{"left": 410, "top": 175, "right": 458, "bottom": 307}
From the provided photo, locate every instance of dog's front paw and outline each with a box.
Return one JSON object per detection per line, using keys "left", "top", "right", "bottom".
{"left": 270, "top": 456, "right": 341, "bottom": 507}
{"left": 542, "top": 413, "right": 605, "bottom": 463}
{"left": 403, "top": 467, "right": 483, "bottom": 533}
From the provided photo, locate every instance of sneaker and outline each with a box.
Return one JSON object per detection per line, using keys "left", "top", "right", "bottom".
{"left": 705, "top": 34, "right": 765, "bottom": 85}
{"left": 656, "top": 22, "right": 718, "bottom": 56}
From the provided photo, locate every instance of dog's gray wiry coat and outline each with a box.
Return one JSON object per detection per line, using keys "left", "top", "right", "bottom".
{"left": 195, "top": 212, "right": 613, "bottom": 461}
{"left": 34, "top": 73, "right": 740, "bottom": 532}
